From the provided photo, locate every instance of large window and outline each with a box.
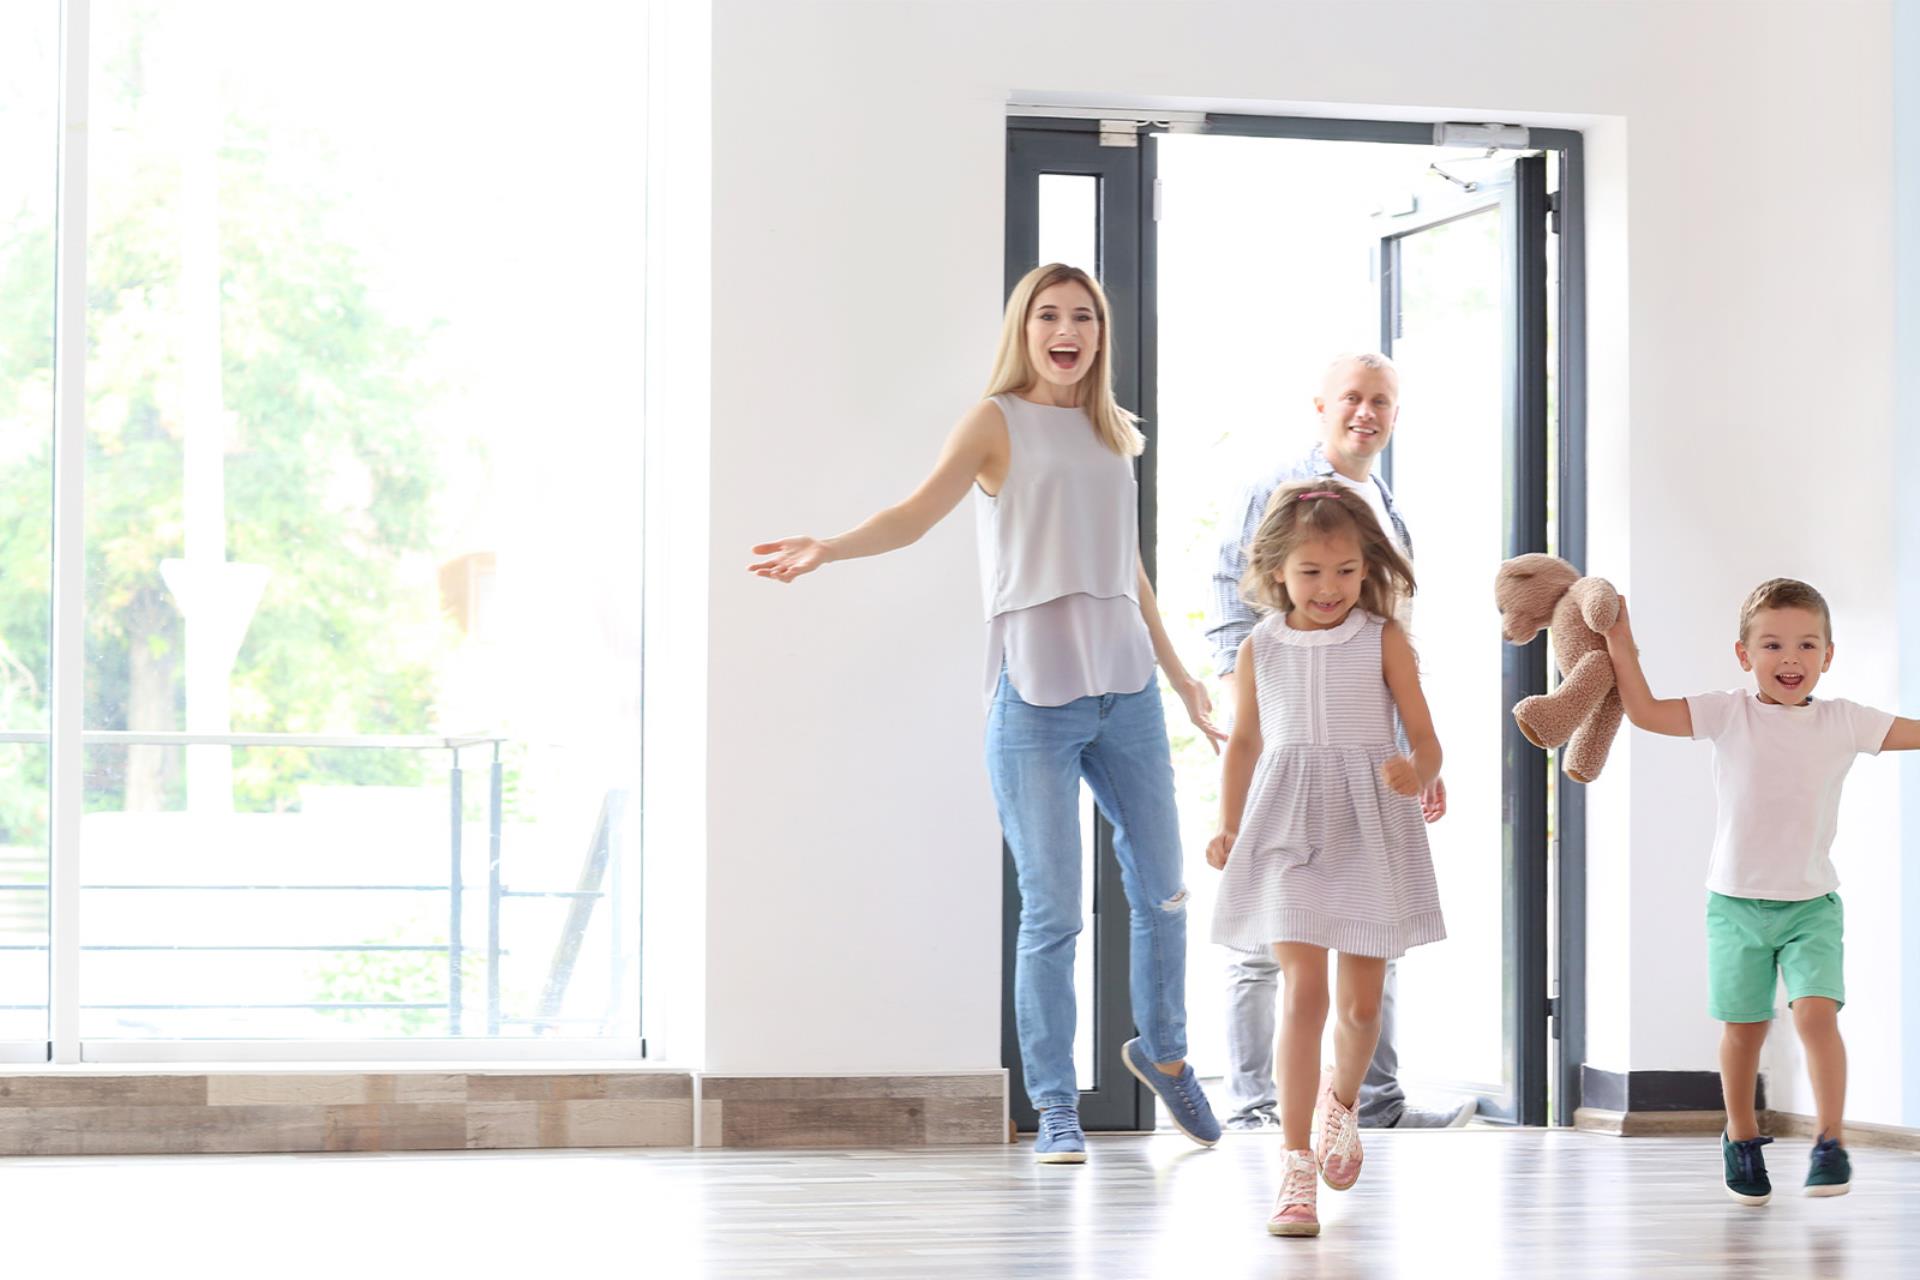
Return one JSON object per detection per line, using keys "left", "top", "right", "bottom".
{"left": 0, "top": 2, "right": 60, "bottom": 1061}
{"left": 5, "top": 1, "right": 647, "bottom": 1061}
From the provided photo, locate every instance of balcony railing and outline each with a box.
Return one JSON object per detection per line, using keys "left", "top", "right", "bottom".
{"left": 0, "top": 731, "right": 630, "bottom": 1039}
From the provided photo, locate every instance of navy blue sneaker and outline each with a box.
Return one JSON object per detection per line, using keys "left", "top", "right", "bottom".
{"left": 1722, "top": 1130, "right": 1773, "bottom": 1205}
{"left": 1804, "top": 1133, "right": 1851, "bottom": 1197}
{"left": 1034, "top": 1105, "right": 1086, "bottom": 1164}
{"left": 1121, "top": 1036, "right": 1221, "bottom": 1147}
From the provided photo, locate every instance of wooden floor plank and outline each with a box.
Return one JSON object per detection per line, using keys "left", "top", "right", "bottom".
{"left": 4, "top": 1128, "right": 1916, "bottom": 1276}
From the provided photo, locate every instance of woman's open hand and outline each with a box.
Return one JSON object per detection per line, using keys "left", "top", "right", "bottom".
{"left": 1177, "top": 676, "right": 1228, "bottom": 754}
{"left": 748, "top": 537, "right": 832, "bottom": 583}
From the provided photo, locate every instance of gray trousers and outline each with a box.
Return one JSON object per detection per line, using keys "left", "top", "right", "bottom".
{"left": 1223, "top": 948, "right": 1405, "bottom": 1127}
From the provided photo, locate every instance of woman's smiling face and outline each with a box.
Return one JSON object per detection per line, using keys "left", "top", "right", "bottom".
{"left": 1023, "top": 281, "right": 1099, "bottom": 394}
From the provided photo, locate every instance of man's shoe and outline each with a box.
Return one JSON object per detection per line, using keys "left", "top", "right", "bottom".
{"left": 1804, "top": 1133, "right": 1851, "bottom": 1197}
{"left": 1034, "top": 1105, "right": 1086, "bottom": 1164}
{"left": 1371, "top": 1098, "right": 1477, "bottom": 1129}
{"left": 1225, "top": 1109, "right": 1280, "bottom": 1133}
{"left": 1723, "top": 1130, "right": 1773, "bottom": 1205}
{"left": 1121, "top": 1037, "right": 1221, "bottom": 1147}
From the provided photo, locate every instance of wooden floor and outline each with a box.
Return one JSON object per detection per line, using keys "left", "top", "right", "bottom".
{"left": 5, "top": 1128, "right": 1916, "bottom": 1277}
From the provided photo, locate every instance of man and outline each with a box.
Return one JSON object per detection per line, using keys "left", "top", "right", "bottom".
{"left": 1205, "top": 351, "right": 1474, "bottom": 1132}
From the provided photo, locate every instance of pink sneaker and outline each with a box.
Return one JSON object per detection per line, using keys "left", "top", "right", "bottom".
{"left": 1315, "top": 1075, "right": 1364, "bottom": 1191}
{"left": 1266, "top": 1148, "right": 1320, "bottom": 1237}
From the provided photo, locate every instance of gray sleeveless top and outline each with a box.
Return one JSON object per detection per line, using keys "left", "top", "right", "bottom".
{"left": 973, "top": 394, "right": 1154, "bottom": 706}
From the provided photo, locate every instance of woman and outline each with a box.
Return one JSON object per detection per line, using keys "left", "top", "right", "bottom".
{"left": 749, "top": 263, "right": 1223, "bottom": 1163}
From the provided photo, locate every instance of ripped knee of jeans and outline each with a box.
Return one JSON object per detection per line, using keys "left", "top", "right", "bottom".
{"left": 1159, "top": 888, "right": 1189, "bottom": 913}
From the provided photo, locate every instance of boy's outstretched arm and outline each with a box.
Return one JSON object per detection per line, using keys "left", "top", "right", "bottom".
{"left": 1604, "top": 596, "right": 1694, "bottom": 738}
{"left": 1882, "top": 717, "right": 1920, "bottom": 751}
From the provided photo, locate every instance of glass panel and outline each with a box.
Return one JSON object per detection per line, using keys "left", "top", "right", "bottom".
{"left": 1036, "top": 169, "right": 1101, "bottom": 1090}
{"left": 1543, "top": 158, "right": 1562, "bottom": 1117}
{"left": 1153, "top": 135, "right": 1431, "bottom": 1084}
{"left": 1382, "top": 207, "right": 1510, "bottom": 1094}
{"left": 81, "top": 2, "right": 645, "bottom": 1041}
{"left": 0, "top": 1, "right": 60, "bottom": 1049}
{"left": 1038, "top": 174, "right": 1098, "bottom": 274}
{"left": 1156, "top": 135, "right": 1518, "bottom": 1116}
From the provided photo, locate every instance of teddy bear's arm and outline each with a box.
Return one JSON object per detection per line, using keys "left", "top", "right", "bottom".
{"left": 1567, "top": 577, "right": 1620, "bottom": 635}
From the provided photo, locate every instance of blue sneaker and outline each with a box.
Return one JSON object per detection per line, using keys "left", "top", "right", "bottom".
{"left": 1122, "top": 1036, "right": 1221, "bottom": 1147}
{"left": 1034, "top": 1105, "right": 1086, "bottom": 1164}
{"left": 1722, "top": 1130, "right": 1773, "bottom": 1205}
{"left": 1804, "top": 1133, "right": 1852, "bottom": 1197}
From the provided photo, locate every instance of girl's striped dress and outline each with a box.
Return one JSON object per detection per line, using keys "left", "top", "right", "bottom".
{"left": 1210, "top": 609, "right": 1446, "bottom": 959}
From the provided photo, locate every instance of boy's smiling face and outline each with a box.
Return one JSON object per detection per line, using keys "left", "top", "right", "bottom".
{"left": 1736, "top": 606, "right": 1833, "bottom": 706}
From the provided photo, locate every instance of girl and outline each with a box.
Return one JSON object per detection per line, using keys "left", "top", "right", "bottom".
{"left": 1207, "top": 480, "right": 1445, "bottom": 1236}
{"left": 749, "top": 263, "right": 1226, "bottom": 1163}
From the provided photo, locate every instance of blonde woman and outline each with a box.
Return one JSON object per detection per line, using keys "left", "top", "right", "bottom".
{"left": 749, "top": 263, "right": 1224, "bottom": 1163}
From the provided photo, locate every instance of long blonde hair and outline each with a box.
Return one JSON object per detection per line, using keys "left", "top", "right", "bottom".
{"left": 984, "top": 263, "right": 1144, "bottom": 457}
{"left": 1242, "top": 479, "right": 1415, "bottom": 619}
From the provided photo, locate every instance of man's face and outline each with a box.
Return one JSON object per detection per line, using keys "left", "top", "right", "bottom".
{"left": 1316, "top": 362, "right": 1399, "bottom": 473}
{"left": 1736, "top": 606, "right": 1833, "bottom": 706}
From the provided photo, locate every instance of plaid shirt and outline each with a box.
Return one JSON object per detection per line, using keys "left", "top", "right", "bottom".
{"left": 1206, "top": 445, "right": 1413, "bottom": 676}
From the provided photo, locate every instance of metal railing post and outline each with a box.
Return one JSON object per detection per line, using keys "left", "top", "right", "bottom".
{"left": 449, "top": 750, "right": 464, "bottom": 1036}
{"left": 608, "top": 789, "right": 625, "bottom": 1026}
{"left": 486, "top": 743, "right": 503, "bottom": 1036}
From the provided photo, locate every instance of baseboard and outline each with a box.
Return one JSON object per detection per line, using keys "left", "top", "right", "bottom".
{"left": 696, "top": 1072, "right": 1006, "bottom": 1149}
{"left": 0, "top": 1067, "right": 1011, "bottom": 1157}
{"left": 1761, "top": 1110, "right": 1920, "bottom": 1152}
{"left": 1581, "top": 1066, "right": 1760, "bottom": 1114}
{"left": 1573, "top": 1107, "right": 1728, "bottom": 1136}
{"left": 1576, "top": 1103, "right": 1920, "bottom": 1151}
{"left": 0, "top": 1067, "right": 696, "bottom": 1157}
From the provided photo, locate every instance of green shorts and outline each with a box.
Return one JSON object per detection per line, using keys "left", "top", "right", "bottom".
{"left": 1705, "top": 891, "right": 1845, "bottom": 1023}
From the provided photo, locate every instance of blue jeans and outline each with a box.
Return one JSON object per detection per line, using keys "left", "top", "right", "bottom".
{"left": 986, "top": 670, "right": 1190, "bottom": 1111}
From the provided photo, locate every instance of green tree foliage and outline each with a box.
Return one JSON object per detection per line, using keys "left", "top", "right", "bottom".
{"left": 0, "top": 7, "right": 448, "bottom": 834}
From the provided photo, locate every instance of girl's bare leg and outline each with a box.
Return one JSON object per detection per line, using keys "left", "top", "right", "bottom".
{"left": 1273, "top": 943, "right": 1331, "bottom": 1151}
{"left": 1329, "top": 952, "right": 1388, "bottom": 1109}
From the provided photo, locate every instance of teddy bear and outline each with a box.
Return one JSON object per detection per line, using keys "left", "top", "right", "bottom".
{"left": 1494, "top": 553, "right": 1624, "bottom": 785}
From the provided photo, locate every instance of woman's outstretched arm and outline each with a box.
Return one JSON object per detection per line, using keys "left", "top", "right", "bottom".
{"left": 1137, "top": 555, "right": 1226, "bottom": 751}
{"left": 748, "top": 400, "right": 1007, "bottom": 582}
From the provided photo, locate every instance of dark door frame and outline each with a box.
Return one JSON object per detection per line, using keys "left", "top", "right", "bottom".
{"left": 1003, "top": 113, "right": 1586, "bottom": 1132}
{"left": 1373, "top": 160, "right": 1549, "bottom": 1124}
{"left": 1003, "top": 119, "right": 1158, "bottom": 1134}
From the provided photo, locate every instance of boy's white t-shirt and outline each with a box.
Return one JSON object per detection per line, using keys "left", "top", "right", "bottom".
{"left": 1685, "top": 689, "right": 1893, "bottom": 901}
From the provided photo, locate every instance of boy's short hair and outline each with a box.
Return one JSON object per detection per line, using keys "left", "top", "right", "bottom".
{"left": 1738, "top": 578, "right": 1832, "bottom": 643}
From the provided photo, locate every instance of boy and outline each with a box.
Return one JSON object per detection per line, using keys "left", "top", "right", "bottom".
{"left": 1605, "top": 578, "right": 1920, "bottom": 1204}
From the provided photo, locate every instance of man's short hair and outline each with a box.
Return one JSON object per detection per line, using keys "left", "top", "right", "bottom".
{"left": 1324, "top": 351, "right": 1398, "bottom": 383}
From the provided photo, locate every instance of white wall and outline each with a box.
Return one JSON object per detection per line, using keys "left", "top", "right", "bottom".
{"left": 697, "top": 0, "right": 1904, "bottom": 1120}
{"left": 1895, "top": 0, "right": 1920, "bottom": 1128}
{"left": 641, "top": 0, "right": 712, "bottom": 1066}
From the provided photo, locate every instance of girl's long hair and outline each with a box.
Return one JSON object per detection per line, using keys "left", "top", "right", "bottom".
{"left": 984, "top": 263, "right": 1144, "bottom": 457}
{"left": 1241, "top": 479, "right": 1415, "bottom": 620}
